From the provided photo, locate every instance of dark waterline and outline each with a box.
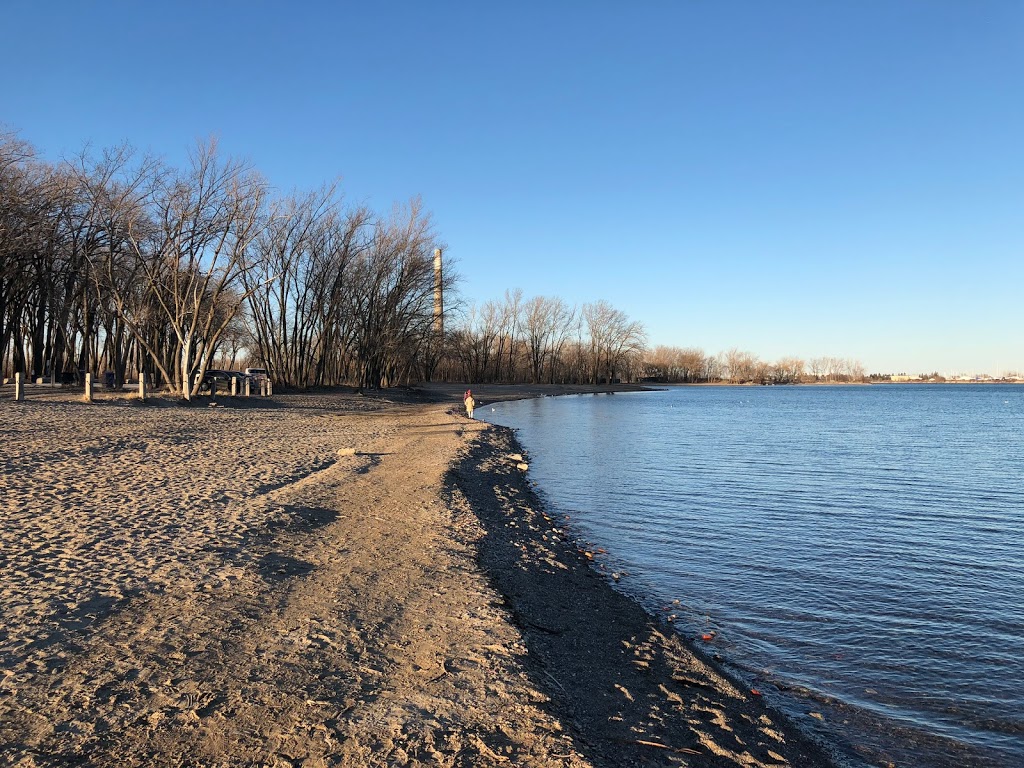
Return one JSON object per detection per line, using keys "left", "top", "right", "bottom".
{"left": 481, "top": 385, "right": 1024, "bottom": 768}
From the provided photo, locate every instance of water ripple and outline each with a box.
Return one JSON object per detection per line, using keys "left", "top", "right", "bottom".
{"left": 485, "top": 385, "right": 1024, "bottom": 768}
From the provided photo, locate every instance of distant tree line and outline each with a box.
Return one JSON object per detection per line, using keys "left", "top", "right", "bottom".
{"left": 444, "top": 291, "right": 647, "bottom": 385}
{"left": 643, "top": 346, "right": 866, "bottom": 384}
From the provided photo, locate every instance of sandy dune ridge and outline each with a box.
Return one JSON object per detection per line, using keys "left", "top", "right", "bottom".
{"left": 0, "top": 389, "right": 835, "bottom": 767}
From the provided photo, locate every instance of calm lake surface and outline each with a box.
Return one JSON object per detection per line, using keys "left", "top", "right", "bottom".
{"left": 481, "top": 385, "right": 1024, "bottom": 768}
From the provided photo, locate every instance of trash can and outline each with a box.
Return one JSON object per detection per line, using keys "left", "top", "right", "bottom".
{"left": 103, "top": 371, "right": 115, "bottom": 388}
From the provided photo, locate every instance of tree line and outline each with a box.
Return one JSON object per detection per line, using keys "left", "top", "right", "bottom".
{"left": 0, "top": 132, "right": 459, "bottom": 398}
{"left": 3, "top": 129, "right": 871, "bottom": 396}
{"left": 444, "top": 291, "right": 647, "bottom": 385}
{"left": 1, "top": 131, "right": 652, "bottom": 396}
{"left": 643, "top": 346, "right": 866, "bottom": 384}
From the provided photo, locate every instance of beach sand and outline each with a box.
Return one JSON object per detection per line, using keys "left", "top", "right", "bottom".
{"left": 0, "top": 386, "right": 836, "bottom": 767}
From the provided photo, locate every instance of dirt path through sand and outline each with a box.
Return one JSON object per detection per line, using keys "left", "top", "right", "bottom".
{"left": 2, "top": 402, "right": 585, "bottom": 767}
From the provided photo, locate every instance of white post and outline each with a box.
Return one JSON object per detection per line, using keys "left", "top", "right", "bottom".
{"left": 244, "top": 377, "right": 251, "bottom": 397}
{"left": 84, "top": 373, "right": 94, "bottom": 402}
{"left": 231, "top": 376, "right": 237, "bottom": 397}
{"left": 268, "top": 380, "right": 273, "bottom": 396}
{"left": 138, "top": 373, "right": 147, "bottom": 402}
{"left": 14, "top": 372, "right": 24, "bottom": 401}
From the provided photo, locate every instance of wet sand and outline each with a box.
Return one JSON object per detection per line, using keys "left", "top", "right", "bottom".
{"left": 0, "top": 386, "right": 837, "bottom": 767}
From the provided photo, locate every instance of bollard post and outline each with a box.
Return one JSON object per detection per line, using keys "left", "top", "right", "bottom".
{"left": 231, "top": 376, "right": 237, "bottom": 397}
{"left": 138, "top": 373, "right": 147, "bottom": 402}
{"left": 268, "top": 380, "right": 273, "bottom": 397}
{"left": 244, "top": 377, "right": 251, "bottom": 397}
{"left": 84, "top": 373, "right": 94, "bottom": 402}
{"left": 14, "top": 372, "right": 24, "bottom": 401}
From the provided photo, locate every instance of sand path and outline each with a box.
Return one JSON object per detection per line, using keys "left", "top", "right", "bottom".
{"left": 2, "top": 398, "right": 584, "bottom": 766}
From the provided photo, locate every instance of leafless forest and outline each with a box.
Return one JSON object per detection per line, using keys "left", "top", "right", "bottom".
{"left": 1, "top": 130, "right": 861, "bottom": 395}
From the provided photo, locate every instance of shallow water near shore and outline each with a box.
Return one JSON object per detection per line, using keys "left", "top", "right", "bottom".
{"left": 481, "top": 384, "right": 1024, "bottom": 768}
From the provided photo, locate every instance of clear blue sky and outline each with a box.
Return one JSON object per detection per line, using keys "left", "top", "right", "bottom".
{"left": 3, "top": 1, "right": 1021, "bottom": 375}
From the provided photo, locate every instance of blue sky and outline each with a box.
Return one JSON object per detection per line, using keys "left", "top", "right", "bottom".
{"left": 3, "top": 1, "right": 1021, "bottom": 375}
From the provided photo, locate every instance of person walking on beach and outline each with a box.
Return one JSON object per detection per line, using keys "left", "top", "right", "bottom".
{"left": 464, "top": 389, "right": 475, "bottom": 419}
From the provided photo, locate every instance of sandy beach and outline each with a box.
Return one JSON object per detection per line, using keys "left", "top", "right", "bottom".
{"left": 0, "top": 386, "right": 836, "bottom": 767}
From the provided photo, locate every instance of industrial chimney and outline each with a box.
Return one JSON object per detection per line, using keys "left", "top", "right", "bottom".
{"left": 433, "top": 248, "right": 443, "bottom": 337}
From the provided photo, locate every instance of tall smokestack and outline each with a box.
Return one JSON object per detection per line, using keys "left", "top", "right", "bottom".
{"left": 433, "top": 248, "right": 443, "bottom": 337}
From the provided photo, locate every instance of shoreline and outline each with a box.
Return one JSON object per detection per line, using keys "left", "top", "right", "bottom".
{"left": 466, "top": 384, "right": 1022, "bottom": 768}
{"left": 449, "top": 418, "right": 840, "bottom": 767}
{"left": 409, "top": 381, "right": 659, "bottom": 405}
{"left": 0, "top": 388, "right": 837, "bottom": 766}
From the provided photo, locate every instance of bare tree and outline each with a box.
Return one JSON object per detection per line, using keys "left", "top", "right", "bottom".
{"left": 0, "top": 133, "right": 40, "bottom": 376}
{"left": 701, "top": 354, "right": 722, "bottom": 382}
{"left": 453, "top": 301, "right": 503, "bottom": 383}
{"left": 582, "top": 300, "right": 647, "bottom": 384}
{"left": 345, "top": 198, "right": 448, "bottom": 390}
{"left": 523, "top": 295, "right": 575, "bottom": 384}
{"left": 241, "top": 185, "right": 373, "bottom": 388}
{"left": 644, "top": 345, "right": 709, "bottom": 382}
{"left": 771, "top": 356, "right": 805, "bottom": 384}
{"left": 723, "top": 348, "right": 759, "bottom": 383}
{"left": 113, "top": 139, "right": 268, "bottom": 398}
{"left": 544, "top": 300, "right": 577, "bottom": 384}
{"left": 495, "top": 288, "right": 524, "bottom": 382}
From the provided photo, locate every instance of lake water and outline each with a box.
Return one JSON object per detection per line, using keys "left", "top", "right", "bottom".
{"left": 481, "top": 385, "right": 1024, "bottom": 768}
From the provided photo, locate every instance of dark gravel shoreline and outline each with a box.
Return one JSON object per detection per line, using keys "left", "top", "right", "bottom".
{"left": 450, "top": 419, "right": 843, "bottom": 767}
